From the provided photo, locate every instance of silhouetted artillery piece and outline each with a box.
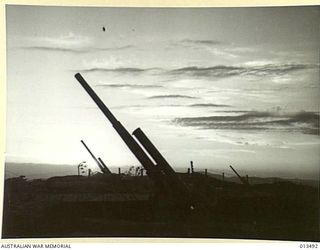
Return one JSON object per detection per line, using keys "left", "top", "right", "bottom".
{"left": 229, "top": 165, "right": 249, "bottom": 185}
{"left": 81, "top": 140, "right": 112, "bottom": 174}
{"left": 74, "top": 73, "right": 194, "bottom": 212}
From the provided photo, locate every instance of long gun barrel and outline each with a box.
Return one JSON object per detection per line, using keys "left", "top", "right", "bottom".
{"left": 229, "top": 165, "right": 249, "bottom": 185}
{"left": 75, "top": 73, "right": 163, "bottom": 183}
{"left": 81, "top": 140, "right": 107, "bottom": 174}
{"left": 98, "top": 157, "right": 112, "bottom": 174}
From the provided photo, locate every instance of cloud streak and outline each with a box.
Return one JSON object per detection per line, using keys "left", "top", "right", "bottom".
{"left": 173, "top": 111, "right": 320, "bottom": 135}
{"left": 110, "top": 103, "right": 232, "bottom": 110}
{"left": 22, "top": 33, "right": 133, "bottom": 53}
{"left": 189, "top": 103, "right": 231, "bottom": 108}
{"left": 176, "top": 39, "right": 250, "bottom": 58}
{"left": 180, "top": 39, "right": 225, "bottom": 46}
{"left": 78, "top": 63, "right": 317, "bottom": 80}
{"left": 148, "top": 95, "right": 198, "bottom": 100}
{"left": 81, "top": 67, "right": 161, "bottom": 74}
{"left": 22, "top": 45, "right": 133, "bottom": 53}
{"left": 169, "top": 63, "right": 317, "bottom": 79}
{"left": 95, "top": 83, "right": 163, "bottom": 89}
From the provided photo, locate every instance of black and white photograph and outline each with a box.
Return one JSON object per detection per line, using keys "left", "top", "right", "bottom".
{"left": 2, "top": 4, "right": 319, "bottom": 241}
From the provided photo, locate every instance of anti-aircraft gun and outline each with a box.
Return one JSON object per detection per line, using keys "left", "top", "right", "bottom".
{"left": 81, "top": 140, "right": 112, "bottom": 174}
{"left": 229, "top": 165, "right": 249, "bottom": 185}
{"left": 74, "top": 73, "right": 193, "bottom": 211}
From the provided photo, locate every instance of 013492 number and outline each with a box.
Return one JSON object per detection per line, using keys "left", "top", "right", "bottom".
{"left": 300, "top": 244, "right": 319, "bottom": 249}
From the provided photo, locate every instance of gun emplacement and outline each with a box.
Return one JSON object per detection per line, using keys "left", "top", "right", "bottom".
{"left": 74, "top": 73, "right": 193, "bottom": 209}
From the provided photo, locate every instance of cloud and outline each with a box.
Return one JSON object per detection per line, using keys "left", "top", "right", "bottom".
{"left": 22, "top": 33, "right": 133, "bottom": 53}
{"left": 25, "top": 32, "right": 92, "bottom": 49}
{"left": 169, "top": 63, "right": 317, "bottom": 79}
{"left": 189, "top": 103, "right": 231, "bottom": 108}
{"left": 22, "top": 46, "right": 84, "bottom": 53}
{"left": 23, "top": 45, "right": 133, "bottom": 54}
{"left": 111, "top": 103, "right": 231, "bottom": 110}
{"left": 180, "top": 39, "right": 225, "bottom": 46}
{"left": 148, "top": 94, "right": 198, "bottom": 99}
{"left": 81, "top": 67, "right": 161, "bottom": 74}
{"left": 242, "top": 60, "right": 278, "bottom": 67}
{"left": 176, "top": 39, "right": 247, "bottom": 58}
{"left": 110, "top": 104, "right": 146, "bottom": 109}
{"left": 227, "top": 47, "right": 256, "bottom": 53}
{"left": 77, "top": 62, "right": 317, "bottom": 80}
{"left": 95, "top": 83, "right": 163, "bottom": 89}
{"left": 90, "top": 45, "right": 133, "bottom": 52}
{"left": 173, "top": 111, "right": 319, "bottom": 135}
{"left": 170, "top": 65, "right": 243, "bottom": 78}
{"left": 215, "top": 110, "right": 251, "bottom": 113}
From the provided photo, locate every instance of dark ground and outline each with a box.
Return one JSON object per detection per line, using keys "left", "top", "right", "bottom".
{"left": 2, "top": 172, "right": 319, "bottom": 241}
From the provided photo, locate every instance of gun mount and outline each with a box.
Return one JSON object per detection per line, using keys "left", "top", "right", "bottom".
{"left": 98, "top": 157, "right": 112, "bottom": 174}
{"left": 132, "top": 128, "right": 191, "bottom": 200}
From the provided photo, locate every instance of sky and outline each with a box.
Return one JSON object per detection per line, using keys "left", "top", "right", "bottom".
{"left": 5, "top": 5, "right": 320, "bottom": 179}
